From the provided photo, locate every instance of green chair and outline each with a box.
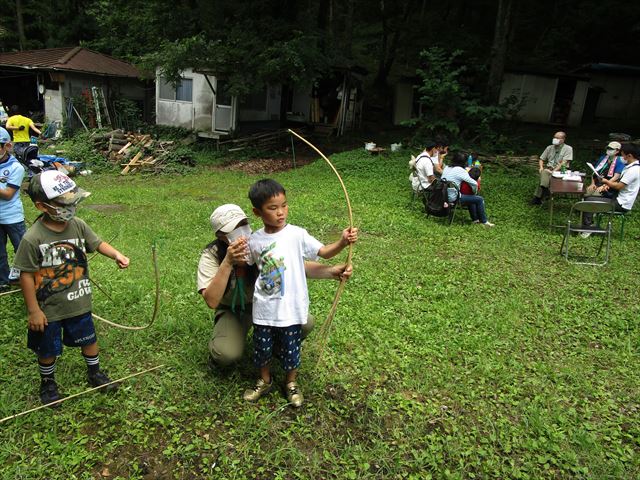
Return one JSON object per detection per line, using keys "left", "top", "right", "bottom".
{"left": 560, "top": 200, "right": 614, "bottom": 266}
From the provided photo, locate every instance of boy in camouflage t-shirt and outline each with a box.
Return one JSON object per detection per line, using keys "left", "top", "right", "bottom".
{"left": 14, "top": 171, "right": 129, "bottom": 406}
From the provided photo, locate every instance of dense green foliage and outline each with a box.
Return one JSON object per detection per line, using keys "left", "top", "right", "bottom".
{"left": 410, "top": 47, "right": 519, "bottom": 146}
{"left": 2, "top": 1, "right": 639, "bottom": 97}
{"left": 1, "top": 142, "right": 638, "bottom": 478}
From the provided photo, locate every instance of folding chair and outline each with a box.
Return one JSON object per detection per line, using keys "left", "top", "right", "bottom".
{"left": 560, "top": 200, "right": 614, "bottom": 266}
{"left": 423, "top": 181, "right": 460, "bottom": 225}
{"left": 448, "top": 186, "right": 473, "bottom": 226}
{"left": 596, "top": 209, "right": 630, "bottom": 242}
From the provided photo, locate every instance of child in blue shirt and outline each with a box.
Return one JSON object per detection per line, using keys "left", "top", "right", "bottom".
{"left": 0, "top": 127, "right": 26, "bottom": 290}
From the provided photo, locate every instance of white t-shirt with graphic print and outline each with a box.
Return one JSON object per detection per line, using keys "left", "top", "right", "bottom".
{"left": 248, "top": 224, "right": 323, "bottom": 327}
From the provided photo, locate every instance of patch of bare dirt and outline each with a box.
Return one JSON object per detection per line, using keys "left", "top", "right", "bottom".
{"left": 85, "top": 204, "right": 128, "bottom": 214}
{"left": 219, "top": 156, "right": 316, "bottom": 174}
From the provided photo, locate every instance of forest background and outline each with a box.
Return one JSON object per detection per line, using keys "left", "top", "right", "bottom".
{"left": 2, "top": 0, "right": 640, "bottom": 110}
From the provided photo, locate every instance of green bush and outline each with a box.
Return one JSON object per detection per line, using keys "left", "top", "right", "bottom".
{"left": 409, "top": 47, "right": 519, "bottom": 150}
{"left": 58, "top": 131, "right": 111, "bottom": 172}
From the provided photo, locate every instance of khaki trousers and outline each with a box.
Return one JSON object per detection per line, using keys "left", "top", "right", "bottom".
{"left": 208, "top": 305, "right": 314, "bottom": 366}
{"left": 534, "top": 169, "right": 553, "bottom": 198}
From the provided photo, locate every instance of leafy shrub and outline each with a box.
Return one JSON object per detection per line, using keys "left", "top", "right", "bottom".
{"left": 142, "top": 124, "right": 192, "bottom": 141}
{"left": 58, "top": 131, "right": 111, "bottom": 172}
{"left": 111, "top": 97, "right": 144, "bottom": 131}
{"left": 409, "top": 47, "right": 520, "bottom": 150}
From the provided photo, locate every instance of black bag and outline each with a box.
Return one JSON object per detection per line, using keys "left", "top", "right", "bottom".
{"left": 424, "top": 178, "right": 451, "bottom": 217}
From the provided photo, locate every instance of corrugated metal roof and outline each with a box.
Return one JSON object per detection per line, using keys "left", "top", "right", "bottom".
{"left": 0, "top": 47, "right": 140, "bottom": 78}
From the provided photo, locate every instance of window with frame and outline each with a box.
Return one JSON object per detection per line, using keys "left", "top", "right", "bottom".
{"left": 159, "top": 77, "right": 193, "bottom": 102}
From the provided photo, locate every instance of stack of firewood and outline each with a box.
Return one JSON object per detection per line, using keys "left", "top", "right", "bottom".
{"left": 92, "top": 129, "right": 190, "bottom": 174}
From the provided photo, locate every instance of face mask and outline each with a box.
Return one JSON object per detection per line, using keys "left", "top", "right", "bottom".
{"left": 606, "top": 149, "right": 616, "bottom": 156}
{"left": 552, "top": 138, "right": 562, "bottom": 146}
{"left": 226, "top": 224, "right": 252, "bottom": 244}
{"left": 44, "top": 203, "right": 77, "bottom": 222}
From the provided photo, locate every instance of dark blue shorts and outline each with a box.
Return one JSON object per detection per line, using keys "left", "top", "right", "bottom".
{"left": 27, "top": 312, "right": 97, "bottom": 358}
{"left": 253, "top": 324, "right": 302, "bottom": 372}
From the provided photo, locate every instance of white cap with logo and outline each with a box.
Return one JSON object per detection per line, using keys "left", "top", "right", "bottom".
{"left": 29, "top": 170, "right": 91, "bottom": 205}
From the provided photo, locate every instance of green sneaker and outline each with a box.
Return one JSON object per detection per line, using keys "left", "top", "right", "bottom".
{"left": 243, "top": 378, "right": 272, "bottom": 402}
{"left": 285, "top": 381, "right": 304, "bottom": 408}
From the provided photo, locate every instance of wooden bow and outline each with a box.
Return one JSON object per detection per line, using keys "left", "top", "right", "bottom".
{"left": 288, "top": 129, "right": 354, "bottom": 365}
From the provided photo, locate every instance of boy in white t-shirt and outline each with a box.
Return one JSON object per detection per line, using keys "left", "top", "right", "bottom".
{"left": 244, "top": 179, "right": 358, "bottom": 407}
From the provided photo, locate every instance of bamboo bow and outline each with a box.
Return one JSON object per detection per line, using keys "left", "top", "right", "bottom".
{"left": 92, "top": 243, "right": 160, "bottom": 331}
{"left": 288, "top": 129, "right": 354, "bottom": 365}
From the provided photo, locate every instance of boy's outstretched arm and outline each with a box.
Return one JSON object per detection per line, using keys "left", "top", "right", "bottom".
{"left": 305, "top": 262, "right": 353, "bottom": 281}
{"left": 97, "top": 242, "right": 130, "bottom": 269}
{"left": 317, "top": 227, "right": 358, "bottom": 259}
{"left": 19, "top": 272, "right": 48, "bottom": 332}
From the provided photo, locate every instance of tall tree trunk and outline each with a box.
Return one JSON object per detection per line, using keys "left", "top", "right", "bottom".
{"left": 485, "top": 0, "right": 514, "bottom": 103}
{"left": 15, "top": 0, "right": 27, "bottom": 50}
{"left": 374, "top": 0, "right": 411, "bottom": 88}
{"left": 343, "top": 0, "right": 354, "bottom": 57}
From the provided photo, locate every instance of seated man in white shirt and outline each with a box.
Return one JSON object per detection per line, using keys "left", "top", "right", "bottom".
{"left": 409, "top": 141, "right": 438, "bottom": 193}
{"left": 580, "top": 142, "right": 640, "bottom": 237}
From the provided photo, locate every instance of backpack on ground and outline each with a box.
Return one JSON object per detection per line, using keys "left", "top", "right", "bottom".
{"left": 423, "top": 178, "right": 451, "bottom": 217}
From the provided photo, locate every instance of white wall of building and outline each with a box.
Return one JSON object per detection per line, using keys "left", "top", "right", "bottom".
{"left": 590, "top": 73, "right": 640, "bottom": 120}
{"left": 500, "top": 73, "right": 557, "bottom": 123}
{"left": 156, "top": 68, "right": 215, "bottom": 130}
{"left": 290, "top": 85, "right": 311, "bottom": 121}
{"left": 43, "top": 88, "right": 63, "bottom": 123}
{"left": 393, "top": 82, "right": 415, "bottom": 125}
{"left": 567, "top": 80, "right": 589, "bottom": 126}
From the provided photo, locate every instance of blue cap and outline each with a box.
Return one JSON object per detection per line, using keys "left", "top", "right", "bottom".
{"left": 0, "top": 127, "right": 10, "bottom": 144}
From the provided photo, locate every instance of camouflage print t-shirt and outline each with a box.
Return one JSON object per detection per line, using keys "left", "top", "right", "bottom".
{"left": 14, "top": 217, "right": 102, "bottom": 322}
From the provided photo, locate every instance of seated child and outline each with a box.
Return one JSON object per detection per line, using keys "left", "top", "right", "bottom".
{"left": 243, "top": 179, "right": 357, "bottom": 407}
{"left": 14, "top": 170, "right": 129, "bottom": 406}
{"left": 460, "top": 166, "right": 482, "bottom": 195}
{"left": 467, "top": 152, "right": 481, "bottom": 168}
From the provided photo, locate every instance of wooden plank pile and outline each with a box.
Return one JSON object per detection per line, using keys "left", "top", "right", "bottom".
{"left": 93, "top": 129, "right": 186, "bottom": 175}
{"left": 218, "top": 129, "right": 290, "bottom": 152}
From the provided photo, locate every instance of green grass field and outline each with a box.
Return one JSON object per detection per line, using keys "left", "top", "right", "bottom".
{"left": 1, "top": 146, "right": 639, "bottom": 479}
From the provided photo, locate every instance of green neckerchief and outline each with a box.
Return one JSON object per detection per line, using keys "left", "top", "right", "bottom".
{"left": 230, "top": 266, "right": 246, "bottom": 313}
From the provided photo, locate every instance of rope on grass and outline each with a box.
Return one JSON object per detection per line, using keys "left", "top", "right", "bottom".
{"left": 0, "top": 364, "right": 166, "bottom": 424}
{"left": 287, "top": 129, "right": 354, "bottom": 366}
{"left": 92, "top": 243, "right": 161, "bottom": 331}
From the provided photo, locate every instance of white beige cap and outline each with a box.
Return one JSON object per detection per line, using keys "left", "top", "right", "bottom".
{"left": 210, "top": 204, "right": 248, "bottom": 233}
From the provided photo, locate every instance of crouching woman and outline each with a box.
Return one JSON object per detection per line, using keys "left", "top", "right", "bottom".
{"left": 197, "top": 204, "right": 352, "bottom": 367}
